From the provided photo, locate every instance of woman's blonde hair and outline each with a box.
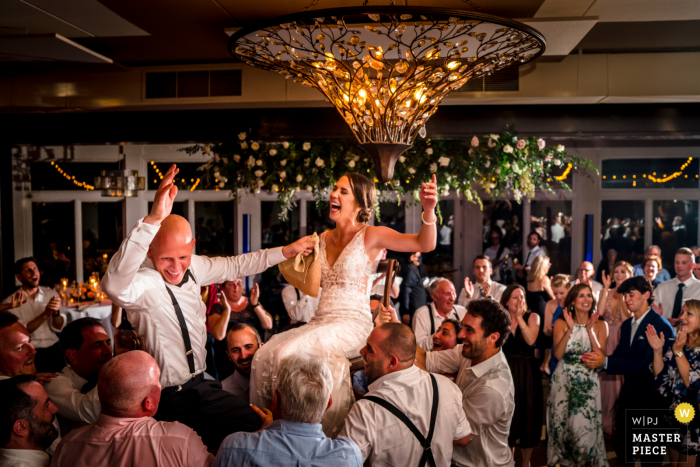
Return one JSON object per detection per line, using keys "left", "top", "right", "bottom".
{"left": 551, "top": 274, "right": 572, "bottom": 289}
{"left": 684, "top": 299, "right": 700, "bottom": 350}
{"left": 613, "top": 261, "right": 633, "bottom": 277}
{"left": 642, "top": 255, "right": 662, "bottom": 272}
{"left": 527, "top": 255, "right": 550, "bottom": 283}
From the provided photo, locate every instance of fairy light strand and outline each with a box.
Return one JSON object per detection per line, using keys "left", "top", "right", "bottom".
{"left": 50, "top": 161, "right": 94, "bottom": 190}
{"left": 602, "top": 157, "right": 694, "bottom": 184}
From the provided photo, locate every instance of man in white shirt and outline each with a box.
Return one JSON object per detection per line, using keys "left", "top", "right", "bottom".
{"left": 458, "top": 256, "right": 507, "bottom": 307}
{"left": 101, "top": 164, "right": 316, "bottom": 450}
{"left": 340, "top": 323, "right": 470, "bottom": 466}
{"left": 0, "top": 375, "right": 60, "bottom": 467}
{"left": 281, "top": 285, "right": 319, "bottom": 324}
{"left": 220, "top": 323, "right": 260, "bottom": 401}
{"left": 653, "top": 247, "right": 700, "bottom": 327}
{"left": 2, "top": 258, "right": 66, "bottom": 373}
{"left": 44, "top": 318, "right": 112, "bottom": 427}
{"left": 412, "top": 278, "right": 467, "bottom": 351}
{"left": 574, "top": 261, "right": 604, "bottom": 301}
{"left": 416, "top": 299, "right": 515, "bottom": 467}
{"left": 514, "top": 232, "right": 545, "bottom": 282}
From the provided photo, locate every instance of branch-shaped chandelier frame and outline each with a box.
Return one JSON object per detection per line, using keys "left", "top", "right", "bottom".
{"left": 229, "top": 7, "right": 546, "bottom": 182}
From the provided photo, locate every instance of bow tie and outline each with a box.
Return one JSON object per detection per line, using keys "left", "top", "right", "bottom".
{"left": 176, "top": 269, "right": 197, "bottom": 287}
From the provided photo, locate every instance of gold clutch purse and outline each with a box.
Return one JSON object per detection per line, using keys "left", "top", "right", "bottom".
{"left": 278, "top": 232, "right": 321, "bottom": 298}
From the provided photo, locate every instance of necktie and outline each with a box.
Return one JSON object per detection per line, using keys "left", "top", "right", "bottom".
{"left": 630, "top": 319, "right": 638, "bottom": 345}
{"left": 672, "top": 283, "right": 686, "bottom": 319}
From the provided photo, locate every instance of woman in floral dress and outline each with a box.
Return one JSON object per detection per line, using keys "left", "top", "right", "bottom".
{"left": 597, "top": 261, "right": 633, "bottom": 437}
{"left": 647, "top": 298, "right": 700, "bottom": 467}
{"left": 548, "top": 283, "right": 609, "bottom": 467}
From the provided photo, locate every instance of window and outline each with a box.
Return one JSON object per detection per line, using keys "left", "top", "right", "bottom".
{"left": 31, "top": 162, "right": 118, "bottom": 191}
{"left": 194, "top": 201, "right": 234, "bottom": 256}
{"left": 530, "top": 200, "right": 572, "bottom": 276}
{"left": 82, "top": 202, "right": 124, "bottom": 281}
{"left": 261, "top": 201, "right": 300, "bottom": 250}
{"left": 601, "top": 201, "right": 645, "bottom": 265}
{"left": 376, "top": 201, "right": 405, "bottom": 233}
{"left": 482, "top": 200, "right": 524, "bottom": 253}
{"left": 32, "top": 202, "right": 75, "bottom": 286}
{"left": 602, "top": 158, "right": 699, "bottom": 189}
{"left": 653, "top": 200, "right": 699, "bottom": 273}
{"left": 147, "top": 162, "right": 208, "bottom": 191}
{"left": 306, "top": 200, "right": 334, "bottom": 236}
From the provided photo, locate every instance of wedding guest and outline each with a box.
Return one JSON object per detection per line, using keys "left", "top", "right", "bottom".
{"left": 458, "top": 256, "right": 507, "bottom": 307}
{"left": 484, "top": 230, "right": 512, "bottom": 283}
{"left": 500, "top": 284, "right": 540, "bottom": 467}
{"left": 51, "top": 351, "right": 214, "bottom": 467}
{"left": 340, "top": 324, "right": 470, "bottom": 465}
{"left": 0, "top": 376, "right": 59, "bottom": 467}
{"left": 643, "top": 254, "right": 664, "bottom": 288}
{"left": 633, "top": 245, "right": 672, "bottom": 282}
{"left": 514, "top": 232, "right": 545, "bottom": 282}
{"left": 209, "top": 279, "right": 272, "bottom": 379}
{"left": 215, "top": 354, "right": 362, "bottom": 467}
{"left": 432, "top": 319, "right": 462, "bottom": 351}
{"left": 575, "top": 261, "right": 604, "bottom": 301}
{"left": 413, "top": 278, "right": 466, "bottom": 351}
{"left": 597, "top": 262, "right": 633, "bottom": 437}
{"left": 101, "top": 164, "right": 315, "bottom": 449}
{"left": 582, "top": 276, "right": 674, "bottom": 465}
{"left": 542, "top": 274, "right": 572, "bottom": 376}
{"left": 416, "top": 299, "right": 514, "bottom": 467}
{"left": 2, "top": 258, "right": 66, "bottom": 373}
{"left": 653, "top": 248, "right": 700, "bottom": 327}
{"left": 398, "top": 252, "right": 428, "bottom": 325}
{"left": 281, "top": 284, "right": 320, "bottom": 325}
{"left": 220, "top": 324, "right": 261, "bottom": 401}
{"left": 548, "top": 284, "right": 608, "bottom": 466}
{"left": 44, "top": 318, "right": 112, "bottom": 426}
{"left": 647, "top": 299, "right": 700, "bottom": 467}
{"left": 526, "top": 255, "right": 554, "bottom": 355}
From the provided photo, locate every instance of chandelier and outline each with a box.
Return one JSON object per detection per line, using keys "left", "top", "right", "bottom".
{"left": 94, "top": 170, "right": 145, "bottom": 197}
{"left": 229, "top": 6, "right": 545, "bottom": 182}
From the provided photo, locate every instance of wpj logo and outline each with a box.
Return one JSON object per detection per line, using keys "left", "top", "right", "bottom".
{"left": 626, "top": 408, "right": 690, "bottom": 462}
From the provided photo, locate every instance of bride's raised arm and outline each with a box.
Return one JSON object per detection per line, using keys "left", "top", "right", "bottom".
{"left": 366, "top": 174, "right": 438, "bottom": 254}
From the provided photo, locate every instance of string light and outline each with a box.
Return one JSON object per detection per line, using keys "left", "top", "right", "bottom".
{"left": 50, "top": 161, "right": 94, "bottom": 190}
{"left": 150, "top": 161, "right": 164, "bottom": 180}
{"left": 604, "top": 158, "right": 694, "bottom": 185}
{"left": 646, "top": 158, "right": 693, "bottom": 183}
{"left": 190, "top": 179, "right": 201, "bottom": 191}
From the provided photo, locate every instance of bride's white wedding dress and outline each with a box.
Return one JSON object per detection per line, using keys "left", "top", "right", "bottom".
{"left": 250, "top": 225, "right": 378, "bottom": 436}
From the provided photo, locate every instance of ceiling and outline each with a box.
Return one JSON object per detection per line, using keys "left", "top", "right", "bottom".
{"left": 0, "top": 0, "right": 699, "bottom": 65}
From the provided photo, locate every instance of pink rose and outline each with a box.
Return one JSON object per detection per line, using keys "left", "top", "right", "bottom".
{"left": 537, "top": 138, "right": 545, "bottom": 150}
{"left": 516, "top": 139, "right": 526, "bottom": 150}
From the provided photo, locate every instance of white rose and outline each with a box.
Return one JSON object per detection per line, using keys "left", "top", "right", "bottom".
{"left": 430, "top": 163, "right": 438, "bottom": 173}
{"left": 399, "top": 156, "right": 406, "bottom": 163}
{"left": 471, "top": 136, "right": 479, "bottom": 147}
{"left": 269, "top": 149, "right": 277, "bottom": 156}
{"left": 353, "top": 155, "right": 360, "bottom": 161}
{"left": 495, "top": 168, "right": 501, "bottom": 174}
{"left": 306, "top": 186, "right": 313, "bottom": 192}
{"left": 490, "top": 134, "right": 499, "bottom": 141}
{"left": 257, "top": 179, "right": 264, "bottom": 186}
{"left": 438, "top": 156, "right": 450, "bottom": 167}
{"left": 484, "top": 160, "right": 490, "bottom": 168}
{"left": 246, "top": 156, "right": 255, "bottom": 167}
{"left": 503, "top": 145, "right": 513, "bottom": 154}
{"left": 537, "top": 138, "right": 545, "bottom": 149}
{"left": 442, "top": 188, "right": 450, "bottom": 197}
{"left": 303, "top": 142, "right": 311, "bottom": 151}
{"left": 254, "top": 170, "right": 263, "bottom": 177}
{"left": 348, "top": 160, "right": 355, "bottom": 167}
{"left": 251, "top": 142, "right": 260, "bottom": 151}
{"left": 554, "top": 158, "right": 561, "bottom": 166}
{"left": 488, "top": 183, "right": 495, "bottom": 189}
{"left": 504, "top": 162, "right": 511, "bottom": 169}
{"left": 487, "top": 139, "right": 496, "bottom": 148}
{"left": 426, "top": 148, "right": 434, "bottom": 155}
{"left": 238, "top": 132, "right": 246, "bottom": 141}
{"left": 282, "top": 142, "right": 289, "bottom": 149}
{"left": 408, "top": 167, "right": 416, "bottom": 174}
{"left": 219, "top": 181, "right": 225, "bottom": 188}
{"left": 240, "top": 142, "right": 248, "bottom": 149}
{"left": 233, "top": 154, "right": 240, "bottom": 162}
{"left": 296, "top": 174, "right": 303, "bottom": 182}
{"left": 254, "top": 160, "right": 262, "bottom": 166}
{"left": 279, "top": 171, "right": 286, "bottom": 179}
{"left": 272, "top": 184, "right": 279, "bottom": 191}
{"left": 315, "top": 158, "right": 325, "bottom": 167}
{"left": 280, "top": 159, "right": 287, "bottom": 166}
{"left": 557, "top": 145, "right": 565, "bottom": 152}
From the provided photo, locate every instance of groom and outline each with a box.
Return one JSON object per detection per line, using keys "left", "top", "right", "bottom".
{"left": 102, "top": 164, "right": 315, "bottom": 449}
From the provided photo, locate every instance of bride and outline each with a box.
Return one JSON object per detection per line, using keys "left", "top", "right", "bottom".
{"left": 250, "top": 172, "right": 438, "bottom": 436}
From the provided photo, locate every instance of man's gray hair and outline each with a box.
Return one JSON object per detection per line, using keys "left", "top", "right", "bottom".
{"left": 275, "top": 354, "right": 333, "bottom": 424}
{"left": 428, "top": 277, "right": 453, "bottom": 295}
{"left": 646, "top": 245, "right": 661, "bottom": 254}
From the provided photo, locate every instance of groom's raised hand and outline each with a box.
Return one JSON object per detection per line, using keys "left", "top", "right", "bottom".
{"left": 145, "top": 164, "right": 179, "bottom": 226}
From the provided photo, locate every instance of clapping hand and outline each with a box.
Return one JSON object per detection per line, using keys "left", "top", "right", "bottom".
{"left": 481, "top": 281, "right": 491, "bottom": 299}
{"left": 586, "top": 310, "right": 600, "bottom": 330}
{"left": 601, "top": 270, "right": 611, "bottom": 290}
{"left": 581, "top": 348, "right": 606, "bottom": 369}
{"left": 420, "top": 174, "right": 438, "bottom": 214}
{"left": 145, "top": 165, "right": 179, "bottom": 226}
{"left": 219, "top": 290, "right": 231, "bottom": 312}
{"left": 673, "top": 328, "right": 687, "bottom": 354}
{"left": 463, "top": 277, "right": 474, "bottom": 299}
{"left": 11, "top": 290, "right": 27, "bottom": 308}
{"left": 44, "top": 296, "right": 60, "bottom": 317}
{"left": 562, "top": 308, "right": 575, "bottom": 329}
{"left": 645, "top": 324, "right": 665, "bottom": 353}
{"left": 250, "top": 283, "right": 260, "bottom": 305}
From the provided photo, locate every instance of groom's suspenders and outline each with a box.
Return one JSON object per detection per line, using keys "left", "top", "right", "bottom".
{"left": 364, "top": 373, "right": 440, "bottom": 467}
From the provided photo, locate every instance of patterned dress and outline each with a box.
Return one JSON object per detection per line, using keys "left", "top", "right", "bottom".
{"left": 547, "top": 324, "right": 608, "bottom": 467}
{"left": 655, "top": 345, "right": 700, "bottom": 455}
{"left": 250, "top": 226, "right": 378, "bottom": 437}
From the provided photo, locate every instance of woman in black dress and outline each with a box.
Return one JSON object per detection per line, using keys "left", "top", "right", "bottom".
{"left": 501, "top": 283, "right": 542, "bottom": 467}
{"left": 526, "top": 255, "right": 554, "bottom": 356}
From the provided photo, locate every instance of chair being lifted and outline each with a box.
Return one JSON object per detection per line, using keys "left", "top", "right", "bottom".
{"left": 349, "top": 258, "right": 400, "bottom": 374}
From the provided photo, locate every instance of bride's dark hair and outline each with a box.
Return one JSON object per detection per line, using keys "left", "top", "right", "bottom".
{"left": 344, "top": 173, "right": 376, "bottom": 223}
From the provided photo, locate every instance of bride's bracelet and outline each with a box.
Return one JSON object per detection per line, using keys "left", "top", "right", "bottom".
{"left": 421, "top": 211, "right": 437, "bottom": 225}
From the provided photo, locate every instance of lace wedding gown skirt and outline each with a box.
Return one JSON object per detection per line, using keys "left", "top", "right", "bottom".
{"left": 250, "top": 226, "right": 377, "bottom": 437}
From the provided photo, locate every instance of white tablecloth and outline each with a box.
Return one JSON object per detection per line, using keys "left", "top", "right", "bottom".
{"left": 62, "top": 304, "right": 115, "bottom": 343}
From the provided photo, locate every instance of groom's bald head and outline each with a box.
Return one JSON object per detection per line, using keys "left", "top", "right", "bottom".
{"left": 147, "top": 215, "right": 196, "bottom": 285}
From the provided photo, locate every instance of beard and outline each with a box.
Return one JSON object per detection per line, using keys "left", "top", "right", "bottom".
{"left": 461, "top": 338, "right": 487, "bottom": 360}
{"left": 27, "top": 414, "right": 58, "bottom": 450}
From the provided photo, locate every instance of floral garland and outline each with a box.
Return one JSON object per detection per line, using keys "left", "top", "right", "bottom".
{"left": 181, "top": 127, "right": 596, "bottom": 220}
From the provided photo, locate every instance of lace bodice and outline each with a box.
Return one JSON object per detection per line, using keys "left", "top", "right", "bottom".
{"left": 316, "top": 226, "right": 378, "bottom": 319}
{"left": 602, "top": 294, "right": 625, "bottom": 327}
